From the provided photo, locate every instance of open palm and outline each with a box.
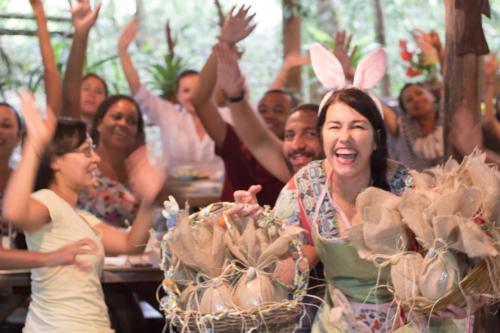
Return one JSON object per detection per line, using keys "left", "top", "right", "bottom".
{"left": 69, "top": 0, "right": 102, "bottom": 35}
{"left": 220, "top": 5, "right": 256, "bottom": 45}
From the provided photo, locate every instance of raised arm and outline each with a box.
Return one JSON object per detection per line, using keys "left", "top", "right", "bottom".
{"left": 30, "top": 0, "right": 62, "bottom": 114}
{"left": 3, "top": 92, "right": 56, "bottom": 232}
{"left": 96, "top": 147, "right": 165, "bottom": 255}
{"left": 216, "top": 43, "right": 290, "bottom": 182}
{"left": 269, "top": 52, "right": 310, "bottom": 90}
{"left": 191, "top": 5, "right": 255, "bottom": 146}
{"left": 118, "top": 18, "right": 141, "bottom": 95}
{"left": 61, "top": 0, "right": 102, "bottom": 118}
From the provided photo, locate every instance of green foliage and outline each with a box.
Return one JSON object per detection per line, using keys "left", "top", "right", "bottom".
{"left": 144, "top": 53, "right": 186, "bottom": 101}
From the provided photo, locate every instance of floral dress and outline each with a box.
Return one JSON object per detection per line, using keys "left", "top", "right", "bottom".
{"left": 78, "top": 169, "right": 139, "bottom": 228}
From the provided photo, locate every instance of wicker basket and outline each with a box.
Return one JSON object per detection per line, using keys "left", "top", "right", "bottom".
{"left": 402, "top": 261, "right": 493, "bottom": 314}
{"left": 159, "top": 202, "right": 309, "bottom": 332}
{"left": 168, "top": 301, "right": 302, "bottom": 333}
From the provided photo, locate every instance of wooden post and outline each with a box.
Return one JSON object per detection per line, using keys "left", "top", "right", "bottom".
{"left": 372, "top": 0, "right": 391, "bottom": 97}
{"left": 443, "top": 0, "right": 490, "bottom": 158}
{"left": 283, "top": 0, "right": 302, "bottom": 93}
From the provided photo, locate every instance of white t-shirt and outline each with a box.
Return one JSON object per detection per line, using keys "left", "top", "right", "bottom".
{"left": 24, "top": 189, "right": 113, "bottom": 333}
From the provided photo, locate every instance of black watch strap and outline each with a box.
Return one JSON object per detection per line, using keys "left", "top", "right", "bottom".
{"left": 224, "top": 91, "right": 245, "bottom": 103}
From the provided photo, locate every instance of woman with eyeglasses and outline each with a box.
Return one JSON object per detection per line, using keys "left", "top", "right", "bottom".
{"left": 2, "top": 92, "right": 164, "bottom": 332}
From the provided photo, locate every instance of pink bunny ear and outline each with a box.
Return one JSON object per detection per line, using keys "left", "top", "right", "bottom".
{"left": 353, "top": 48, "right": 387, "bottom": 90}
{"left": 309, "top": 43, "right": 346, "bottom": 90}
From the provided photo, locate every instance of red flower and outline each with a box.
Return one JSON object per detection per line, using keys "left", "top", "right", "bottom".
{"left": 400, "top": 50, "right": 414, "bottom": 62}
{"left": 406, "top": 67, "right": 422, "bottom": 77}
{"left": 399, "top": 40, "right": 408, "bottom": 49}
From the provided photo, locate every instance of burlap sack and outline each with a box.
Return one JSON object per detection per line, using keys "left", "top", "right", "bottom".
{"left": 198, "top": 277, "right": 235, "bottom": 313}
{"left": 418, "top": 246, "right": 460, "bottom": 300}
{"left": 461, "top": 154, "right": 500, "bottom": 225}
{"left": 356, "top": 187, "right": 408, "bottom": 255}
{"left": 227, "top": 224, "right": 303, "bottom": 308}
{"left": 433, "top": 215, "right": 498, "bottom": 258}
{"left": 397, "top": 189, "right": 434, "bottom": 249}
{"left": 168, "top": 211, "right": 227, "bottom": 278}
{"left": 232, "top": 267, "right": 284, "bottom": 309}
{"left": 424, "top": 185, "right": 482, "bottom": 220}
{"left": 390, "top": 252, "right": 424, "bottom": 301}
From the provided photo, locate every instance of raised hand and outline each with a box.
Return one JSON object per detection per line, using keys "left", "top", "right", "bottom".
{"left": 333, "top": 30, "right": 357, "bottom": 80}
{"left": 484, "top": 53, "right": 498, "bottom": 83}
{"left": 227, "top": 185, "right": 262, "bottom": 218}
{"left": 220, "top": 5, "right": 256, "bottom": 45}
{"left": 19, "top": 90, "right": 57, "bottom": 155}
{"left": 215, "top": 42, "right": 245, "bottom": 98}
{"left": 119, "top": 18, "right": 138, "bottom": 52}
{"left": 68, "top": 0, "right": 102, "bottom": 35}
{"left": 450, "top": 105, "right": 483, "bottom": 156}
{"left": 46, "top": 237, "right": 99, "bottom": 270}
{"left": 126, "top": 146, "right": 166, "bottom": 203}
{"left": 283, "top": 52, "right": 310, "bottom": 70}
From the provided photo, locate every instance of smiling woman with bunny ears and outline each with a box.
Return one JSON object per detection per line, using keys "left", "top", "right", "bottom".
{"left": 270, "top": 43, "right": 483, "bottom": 332}
{"left": 2, "top": 92, "right": 165, "bottom": 333}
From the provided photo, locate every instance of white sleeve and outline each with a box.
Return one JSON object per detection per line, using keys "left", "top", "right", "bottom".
{"left": 134, "top": 85, "right": 177, "bottom": 125}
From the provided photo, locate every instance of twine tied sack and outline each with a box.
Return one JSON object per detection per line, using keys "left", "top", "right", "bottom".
{"left": 390, "top": 252, "right": 424, "bottom": 301}
{"left": 418, "top": 241, "right": 460, "bottom": 300}
{"left": 167, "top": 209, "right": 235, "bottom": 313}
{"left": 397, "top": 189, "right": 434, "bottom": 249}
{"left": 351, "top": 187, "right": 408, "bottom": 257}
{"left": 460, "top": 153, "right": 500, "bottom": 225}
{"left": 225, "top": 219, "right": 302, "bottom": 309}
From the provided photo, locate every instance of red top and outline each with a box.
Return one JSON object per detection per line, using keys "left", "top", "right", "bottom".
{"left": 216, "top": 124, "right": 284, "bottom": 207}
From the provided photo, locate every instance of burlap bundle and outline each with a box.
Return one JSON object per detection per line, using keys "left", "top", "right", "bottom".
{"left": 225, "top": 220, "right": 302, "bottom": 309}
{"left": 390, "top": 252, "right": 424, "bottom": 301}
{"left": 460, "top": 153, "right": 500, "bottom": 225}
{"left": 167, "top": 210, "right": 226, "bottom": 278}
{"left": 166, "top": 209, "right": 234, "bottom": 313}
{"left": 397, "top": 189, "right": 434, "bottom": 249}
{"left": 352, "top": 187, "right": 408, "bottom": 257}
{"left": 432, "top": 215, "right": 498, "bottom": 258}
{"left": 198, "top": 277, "right": 235, "bottom": 313}
{"left": 418, "top": 244, "right": 460, "bottom": 300}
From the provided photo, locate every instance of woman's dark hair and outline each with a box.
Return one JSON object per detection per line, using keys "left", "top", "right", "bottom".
{"left": 175, "top": 69, "right": 199, "bottom": 93}
{"left": 90, "top": 94, "right": 145, "bottom": 144}
{"left": 0, "top": 102, "right": 23, "bottom": 138}
{"left": 317, "top": 88, "right": 390, "bottom": 190}
{"left": 398, "top": 82, "right": 440, "bottom": 114}
{"left": 83, "top": 73, "right": 109, "bottom": 98}
{"left": 34, "top": 118, "right": 87, "bottom": 191}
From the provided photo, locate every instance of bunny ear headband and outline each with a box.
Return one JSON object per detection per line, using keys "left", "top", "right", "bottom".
{"left": 309, "top": 42, "right": 387, "bottom": 119}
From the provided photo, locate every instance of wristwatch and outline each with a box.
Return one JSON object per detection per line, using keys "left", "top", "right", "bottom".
{"left": 224, "top": 91, "right": 245, "bottom": 103}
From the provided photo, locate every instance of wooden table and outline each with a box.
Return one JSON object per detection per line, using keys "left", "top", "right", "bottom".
{"left": 164, "top": 179, "right": 222, "bottom": 208}
{"left": 0, "top": 266, "right": 163, "bottom": 287}
{"left": 0, "top": 266, "right": 164, "bottom": 324}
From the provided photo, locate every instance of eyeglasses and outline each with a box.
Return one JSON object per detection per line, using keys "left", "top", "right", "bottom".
{"left": 71, "top": 144, "right": 96, "bottom": 158}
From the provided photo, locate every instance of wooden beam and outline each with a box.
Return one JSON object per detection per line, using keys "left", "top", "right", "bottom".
{"left": 0, "top": 29, "right": 72, "bottom": 38}
{"left": 443, "top": 0, "right": 483, "bottom": 158}
{"left": 283, "top": 0, "right": 301, "bottom": 93}
{"left": 0, "top": 13, "right": 71, "bottom": 23}
{"left": 372, "top": 0, "right": 391, "bottom": 97}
